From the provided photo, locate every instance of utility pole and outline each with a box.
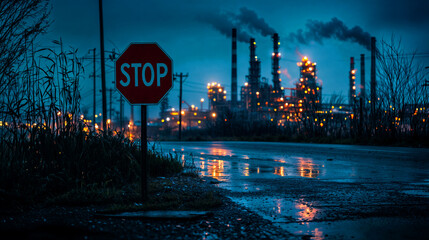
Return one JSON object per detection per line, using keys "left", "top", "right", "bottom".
{"left": 89, "top": 48, "right": 96, "bottom": 129}
{"left": 98, "top": 0, "right": 107, "bottom": 130}
{"left": 174, "top": 73, "right": 188, "bottom": 141}
{"left": 109, "top": 88, "right": 113, "bottom": 120}
{"left": 120, "top": 96, "right": 124, "bottom": 131}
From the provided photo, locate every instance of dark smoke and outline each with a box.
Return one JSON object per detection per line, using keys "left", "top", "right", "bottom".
{"left": 197, "top": 11, "right": 250, "bottom": 42}
{"left": 287, "top": 18, "right": 371, "bottom": 50}
{"left": 236, "top": 7, "right": 275, "bottom": 37}
{"left": 198, "top": 7, "right": 275, "bottom": 43}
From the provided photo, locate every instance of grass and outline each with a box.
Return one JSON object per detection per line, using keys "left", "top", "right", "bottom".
{"left": 100, "top": 178, "right": 223, "bottom": 213}
{"left": 0, "top": 124, "right": 192, "bottom": 210}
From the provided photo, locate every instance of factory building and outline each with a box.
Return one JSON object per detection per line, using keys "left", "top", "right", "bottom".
{"left": 156, "top": 29, "right": 373, "bottom": 135}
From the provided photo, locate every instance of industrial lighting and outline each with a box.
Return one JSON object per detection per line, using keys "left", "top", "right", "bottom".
{"left": 212, "top": 113, "right": 217, "bottom": 118}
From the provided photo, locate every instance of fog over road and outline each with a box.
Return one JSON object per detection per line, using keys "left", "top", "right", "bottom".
{"left": 158, "top": 141, "right": 429, "bottom": 239}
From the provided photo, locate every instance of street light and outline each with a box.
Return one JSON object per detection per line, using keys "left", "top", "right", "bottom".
{"left": 200, "top": 98, "right": 204, "bottom": 110}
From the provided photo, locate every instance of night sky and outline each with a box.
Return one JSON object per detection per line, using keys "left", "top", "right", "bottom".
{"left": 40, "top": 0, "right": 429, "bottom": 120}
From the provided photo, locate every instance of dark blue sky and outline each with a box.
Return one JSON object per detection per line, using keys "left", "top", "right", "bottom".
{"left": 41, "top": 0, "right": 429, "bottom": 120}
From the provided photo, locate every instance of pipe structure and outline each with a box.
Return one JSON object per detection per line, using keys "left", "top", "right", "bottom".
{"left": 349, "top": 57, "right": 356, "bottom": 105}
{"left": 231, "top": 28, "right": 237, "bottom": 108}
{"left": 272, "top": 33, "right": 281, "bottom": 98}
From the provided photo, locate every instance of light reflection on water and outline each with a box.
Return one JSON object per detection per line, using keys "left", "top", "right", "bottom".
{"left": 297, "top": 157, "right": 320, "bottom": 178}
{"left": 168, "top": 144, "right": 323, "bottom": 180}
{"left": 164, "top": 143, "right": 326, "bottom": 238}
{"left": 231, "top": 196, "right": 323, "bottom": 238}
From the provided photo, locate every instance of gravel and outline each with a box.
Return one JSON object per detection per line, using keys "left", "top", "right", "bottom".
{"left": 0, "top": 176, "right": 297, "bottom": 239}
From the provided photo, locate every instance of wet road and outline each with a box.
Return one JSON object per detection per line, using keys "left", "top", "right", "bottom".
{"left": 157, "top": 141, "right": 429, "bottom": 239}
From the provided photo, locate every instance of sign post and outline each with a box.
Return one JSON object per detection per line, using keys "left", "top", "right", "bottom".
{"left": 115, "top": 43, "right": 173, "bottom": 200}
{"left": 141, "top": 105, "right": 147, "bottom": 198}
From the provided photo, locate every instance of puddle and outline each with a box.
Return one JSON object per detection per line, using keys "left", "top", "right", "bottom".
{"left": 229, "top": 196, "right": 322, "bottom": 223}
{"left": 229, "top": 195, "right": 429, "bottom": 240}
{"left": 281, "top": 217, "right": 429, "bottom": 240}
{"left": 320, "top": 178, "right": 359, "bottom": 183}
{"left": 222, "top": 183, "right": 265, "bottom": 192}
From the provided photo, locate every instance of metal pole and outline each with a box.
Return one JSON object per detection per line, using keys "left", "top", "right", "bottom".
{"left": 109, "top": 88, "right": 112, "bottom": 120}
{"left": 98, "top": 0, "right": 107, "bottom": 130}
{"left": 120, "top": 96, "right": 123, "bottom": 130}
{"left": 179, "top": 73, "right": 183, "bottom": 141}
{"left": 141, "top": 105, "right": 148, "bottom": 200}
{"left": 92, "top": 48, "right": 96, "bottom": 129}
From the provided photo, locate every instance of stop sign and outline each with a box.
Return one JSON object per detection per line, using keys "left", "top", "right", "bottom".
{"left": 115, "top": 43, "right": 173, "bottom": 104}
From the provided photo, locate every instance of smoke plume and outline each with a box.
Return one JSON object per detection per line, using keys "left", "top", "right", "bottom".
{"left": 235, "top": 7, "right": 275, "bottom": 37}
{"left": 287, "top": 18, "right": 371, "bottom": 50}
{"left": 198, "top": 7, "right": 276, "bottom": 43}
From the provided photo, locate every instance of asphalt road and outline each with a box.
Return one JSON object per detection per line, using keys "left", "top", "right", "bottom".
{"left": 158, "top": 141, "right": 429, "bottom": 240}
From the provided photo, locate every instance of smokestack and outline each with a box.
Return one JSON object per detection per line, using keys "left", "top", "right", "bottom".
{"left": 370, "top": 37, "right": 376, "bottom": 117}
{"left": 231, "top": 28, "right": 237, "bottom": 107}
{"left": 248, "top": 38, "right": 260, "bottom": 111}
{"left": 272, "top": 33, "right": 281, "bottom": 97}
{"left": 349, "top": 57, "right": 356, "bottom": 105}
{"left": 360, "top": 54, "right": 366, "bottom": 102}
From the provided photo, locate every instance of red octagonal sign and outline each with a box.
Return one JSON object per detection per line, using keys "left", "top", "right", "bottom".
{"left": 115, "top": 43, "right": 173, "bottom": 105}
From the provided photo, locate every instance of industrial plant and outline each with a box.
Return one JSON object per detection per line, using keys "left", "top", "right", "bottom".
{"left": 155, "top": 28, "right": 379, "bottom": 136}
